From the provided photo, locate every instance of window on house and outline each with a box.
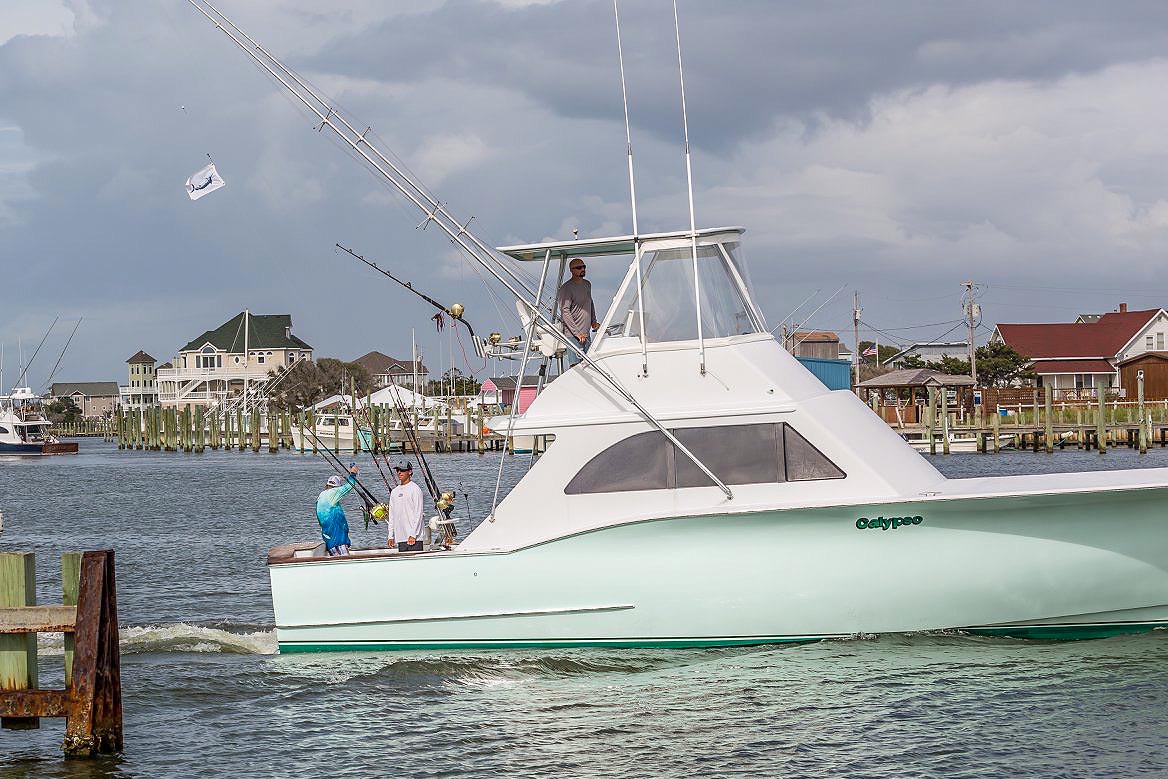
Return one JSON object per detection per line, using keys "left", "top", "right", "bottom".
{"left": 565, "top": 422, "right": 843, "bottom": 494}
{"left": 1147, "top": 335, "right": 1154, "bottom": 350}
{"left": 1158, "top": 333, "right": 1165, "bottom": 351}
{"left": 257, "top": 355, "right": 265, "bottom": 365}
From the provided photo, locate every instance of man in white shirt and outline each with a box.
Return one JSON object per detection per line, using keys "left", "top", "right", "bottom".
{"left": 388, "top": 460, "right": 426, "bottom": 552}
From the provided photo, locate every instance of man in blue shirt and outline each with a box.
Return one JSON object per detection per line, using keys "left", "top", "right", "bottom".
{"left": 316, "top": 464, "right": 359, "bottom": 556}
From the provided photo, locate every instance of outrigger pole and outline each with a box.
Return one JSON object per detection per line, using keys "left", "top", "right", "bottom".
{"left": 186, "top": 0, "right": 733, "bottom": 501}
{"left": 335, "top": 243, "right": 484, "bottom": 358}
{"left": 10, "top": 317, "right": 58, "bottom": 390}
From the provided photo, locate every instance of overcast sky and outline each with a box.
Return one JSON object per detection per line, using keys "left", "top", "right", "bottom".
{"left": 4, "top": 0, "right": 1168, "bottom": 386}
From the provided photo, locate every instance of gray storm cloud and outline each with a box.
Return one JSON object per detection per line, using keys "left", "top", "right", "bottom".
{"left": 2, "top": 0, "right": 1168, "bottom": 382}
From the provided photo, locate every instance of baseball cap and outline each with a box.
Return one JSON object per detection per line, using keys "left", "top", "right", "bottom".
{"left": 393, "top": 460, "right": 414, "bottom": 472}
{"left": 326, "top": 475, "right": 342, "bottom": 487}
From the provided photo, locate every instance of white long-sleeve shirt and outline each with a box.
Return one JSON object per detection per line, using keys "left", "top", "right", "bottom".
{"left": 389, "top": 479, "right": 425, "bottom": 544}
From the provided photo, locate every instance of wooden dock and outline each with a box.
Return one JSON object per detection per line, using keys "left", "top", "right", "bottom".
{"left": 893, "top": 379, "right": 1168, "bottom": 454}
{"left": 91, "top": 403, "right": 507, "bottom": 455}
{"left": 0, "top": 550, "right": 122, "bottom": 757}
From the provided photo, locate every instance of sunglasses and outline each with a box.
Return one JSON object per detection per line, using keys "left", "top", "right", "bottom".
{"left": 571, "top": 265, "right": 586, "bottom": 271}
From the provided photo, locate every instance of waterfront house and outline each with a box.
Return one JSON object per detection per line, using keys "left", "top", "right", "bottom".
{"left": 785, "top": 331, "right": 843, "bottom": 360}
{"left": 156, "top": 311, "right": 313, "bottom": 408}
{"left": 992, "top": 303, "right": 1168, "bottom": 396}
{"left": 121, "top": 350, "right": 159, "bottom": 410}
{"left": 479, "top": 375, "right": 541, "bottom": 413}
{"left": 47, "top": 381, "right": 120, "bottom": 418}
{"left": 352, "top": 351, "right": 428, "bottom": 392}
{"left": 883, "top": 341, "right": 970, "bottom": 367}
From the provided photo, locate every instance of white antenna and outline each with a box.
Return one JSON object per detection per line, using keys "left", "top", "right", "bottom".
{"left": 613, "top": 0, "right": 649, "bottom": 377}
{"left": 673, "top": 0, "right": 705, "bottom": 375}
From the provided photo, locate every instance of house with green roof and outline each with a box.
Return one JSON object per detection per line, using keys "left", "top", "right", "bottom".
{"left": 156, "top": 311, "right": 313, "bottom": 407}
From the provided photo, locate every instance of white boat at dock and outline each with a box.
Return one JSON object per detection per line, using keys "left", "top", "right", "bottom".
{"left": 191, "top": 3, "right": 1168, "bottom": 652}
{"left": 0, "top": 387, "right": 78, "bottom": 456}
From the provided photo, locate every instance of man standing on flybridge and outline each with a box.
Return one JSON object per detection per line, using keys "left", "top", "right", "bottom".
{"left": 557, "top": 259, "right": 599, "bottom": 366}
{"left": 389, "top": 460, "right": 425, "bottom": 552}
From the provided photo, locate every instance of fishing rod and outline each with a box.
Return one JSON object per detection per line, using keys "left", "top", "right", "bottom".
{"left": 336, "top": 385, "right": 395, "bottom": 494}
{"left": 384, "top": 381, "right": 458, "bottom": 544}
{"left": 11, "top": 317, "right": 58, "bottom": 389}
{"left": 385, "top": 383, "right": 440, "bottom": 500}
{"left": 41, "top": 317, "right": 82, "bottom": 392}
{"left": 298, "top": 420, "right": 382, "bottom": 509}
{"left": 335, "top": 243, "right": 484, "bottom": 351}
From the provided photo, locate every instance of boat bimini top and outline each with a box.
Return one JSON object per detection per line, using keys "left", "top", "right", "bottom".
{"left": 497, "top": 226, "right": 768, "bottom": 359}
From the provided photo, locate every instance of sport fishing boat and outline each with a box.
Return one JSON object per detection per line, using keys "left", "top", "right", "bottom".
{"left": 0, "top": 387, "right": 78, "bottom": 455}
{"left": 191, "top": 2, "right": 1168, "bottom": 651}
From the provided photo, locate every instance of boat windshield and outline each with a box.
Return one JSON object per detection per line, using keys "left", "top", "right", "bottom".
{"left": 604, "top": 238, "right": 761, "bottom": 344}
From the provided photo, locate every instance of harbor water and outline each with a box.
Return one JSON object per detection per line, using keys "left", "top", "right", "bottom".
{"left": 1, "top": 442, "right": 1166, "bottom": 777}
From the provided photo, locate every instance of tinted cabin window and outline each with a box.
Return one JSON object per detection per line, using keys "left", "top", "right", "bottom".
{"left": 566, "top": 423, "right": 842, "bottom": 495}
{"left": 673, "top": 423, "right": 782, "bottom": 488}
{"left": 784, "top": 425, "right": 845, "bottom": 481}
{"left": 565, "top": 431, "right": 671, "bottom": 494}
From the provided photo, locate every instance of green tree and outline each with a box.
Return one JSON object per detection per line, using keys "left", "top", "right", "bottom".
{"left": 270, "top": 358, "right": 375, "bottom": 410}
{"left": 892, "top": 342, "right": 1031, "bottom": 386}
{"left": 45, "top": 396, "right": 82, "bottom": 424}
{"left": 425, "top": 367, "right": 482, "bottom": 396}
{"left": 974, "top": 341, "right": 1033, "bottom": 387}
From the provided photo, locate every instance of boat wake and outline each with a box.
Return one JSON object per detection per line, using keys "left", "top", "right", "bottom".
{"left": 36, "top": 623, "right": 278, "bottom": 656}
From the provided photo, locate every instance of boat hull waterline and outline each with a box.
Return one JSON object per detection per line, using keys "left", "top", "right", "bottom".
{"left": 270, "top": 486, "right": 1168, "bottom": 651}
{"left": 0, "top": 441, "right": 79, "bottom": 455}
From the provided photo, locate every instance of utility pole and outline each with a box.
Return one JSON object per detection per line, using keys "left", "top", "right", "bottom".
{"left": 964, "top": 281, "right": 978, "bottom": 384}
{"left": 853, "top": 291, "right": 861, "bottom": 389}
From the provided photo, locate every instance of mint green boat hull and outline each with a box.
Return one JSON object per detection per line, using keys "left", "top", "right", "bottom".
{"left": 270, "top": 487, "right": 1168, "bottom": 652}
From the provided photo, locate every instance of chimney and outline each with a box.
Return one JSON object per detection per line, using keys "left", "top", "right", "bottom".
{"left": 1120, "top": 302, "right": 1128, "bottom": 313}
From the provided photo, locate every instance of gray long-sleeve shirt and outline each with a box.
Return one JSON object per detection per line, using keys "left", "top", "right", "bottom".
{"left": 557, "top": 279, "right": 596, "bottom": 340}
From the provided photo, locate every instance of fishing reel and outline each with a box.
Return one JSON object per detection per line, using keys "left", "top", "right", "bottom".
{"left": 362, "top": 502, "right": 389, "bottom": 530}
{"left": 429, "top": 491, "right": 459, "bottom": 547}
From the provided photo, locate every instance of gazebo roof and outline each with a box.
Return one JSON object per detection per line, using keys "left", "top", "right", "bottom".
{"left": 856, "top": 369, "right": 976, "bottom": 389}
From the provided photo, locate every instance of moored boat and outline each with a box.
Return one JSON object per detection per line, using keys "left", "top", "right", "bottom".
{"left": 0, "top": 387, "right": 78, "bottom": 455}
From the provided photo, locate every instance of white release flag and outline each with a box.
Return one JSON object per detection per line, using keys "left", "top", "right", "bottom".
{"left": 185, "top": 162, "right": 226, "bottom": 201}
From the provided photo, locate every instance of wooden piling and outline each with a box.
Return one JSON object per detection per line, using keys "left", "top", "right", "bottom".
{"left": 940, "top": 387, "right": 950, "bottom": 455}
{"left": 269, "top": 404, "right": 279, "bottom": 454}
{"left": 0, "top": 552, "right": 38, "bottom": 730}
{"left": 926, "top": 387, "right": 936, "bottom": 455}
{"left": 251, "top": 409, "right": 261, "bottom": 453}
{"left": 62, "top": 553, "right": 80, "bottom": 686}
{"left": 1138, "top": 372, "right": 1147, "bottom": 454}
{"left": 1044, "top": 385, "right": 1054, "bottom": 454}
{"left": 1096, "top": 388, "right": 1107, "bottom": 454}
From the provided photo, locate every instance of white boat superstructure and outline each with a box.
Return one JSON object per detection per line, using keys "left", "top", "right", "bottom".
{"left": 267, "top": 229, "right": 1168, "bottom": 650}
{"left": 0, "top": 386, "right": 78, "bottom": 455}
{"left": 188, "top": 2, "right": 1168, "bottom": 652}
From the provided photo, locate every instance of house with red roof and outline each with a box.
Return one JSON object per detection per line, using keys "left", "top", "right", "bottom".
{"left": 992, "top": 303, "right": 1168, "bottom": 393}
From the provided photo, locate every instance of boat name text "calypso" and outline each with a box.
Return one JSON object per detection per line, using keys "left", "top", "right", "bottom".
{"left": 856, "top": 515, "right": 923, "bottom": 531}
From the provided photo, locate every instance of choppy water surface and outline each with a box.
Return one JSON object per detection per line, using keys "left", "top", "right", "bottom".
{"left": 1, "top": 442, "right": 1166, "bottom": 777}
